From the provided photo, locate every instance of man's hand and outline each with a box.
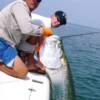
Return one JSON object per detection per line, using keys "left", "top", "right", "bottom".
{"left": 42, "top": 28, "right": 53, "bottom": 36}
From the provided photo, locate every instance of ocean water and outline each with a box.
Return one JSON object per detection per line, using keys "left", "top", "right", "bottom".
{"left": 54, "top": 24, "right": 100, "bottom": 100}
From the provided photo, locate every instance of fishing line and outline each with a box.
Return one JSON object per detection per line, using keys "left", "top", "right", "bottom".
{"left": 60, "top": 31, "right": 100, "bottom": 38}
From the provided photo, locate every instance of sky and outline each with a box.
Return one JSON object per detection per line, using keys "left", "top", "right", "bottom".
{"left": 0, "top": 0, "right": 100, "bottom": 29}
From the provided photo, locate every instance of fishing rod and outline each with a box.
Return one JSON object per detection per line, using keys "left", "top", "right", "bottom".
{"left": 60, "top": 31, "right": 100, "bottom": 38}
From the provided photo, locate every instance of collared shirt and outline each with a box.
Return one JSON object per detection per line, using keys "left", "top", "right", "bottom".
{"left": 0, "top": 0, "right": 40, "bottom": 46}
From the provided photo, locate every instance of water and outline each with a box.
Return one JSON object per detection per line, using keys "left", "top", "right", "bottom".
{"left": 54, "top": 24, "right": 100, "bottom": 100}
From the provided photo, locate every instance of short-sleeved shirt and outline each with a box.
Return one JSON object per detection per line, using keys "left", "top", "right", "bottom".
{"left": 31, "top": 13, "right": 51, "bottom": 28}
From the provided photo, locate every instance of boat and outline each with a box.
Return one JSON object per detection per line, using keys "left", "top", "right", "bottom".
{"left": 0, "top": 35, "right": 73, "bottom": 100}
{"left": 0, "top": 71, "right": 50, "bottom": 100}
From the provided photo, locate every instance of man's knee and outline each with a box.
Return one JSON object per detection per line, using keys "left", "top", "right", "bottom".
{"left": 14, "top": 66, "right": 28, "bottom": 78}
{"left": 13, "top": 56, "right": 29, "bottom": 78}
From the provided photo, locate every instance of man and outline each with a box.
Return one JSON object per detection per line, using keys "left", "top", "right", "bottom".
{"left": 0, "top": 0, "right": 43, "bottom": 78}
{"left": 31, "top": 11, "right": 66, "bottom": 28}
{"left": 18, "top": 10, "right": 66, "bottom": 74}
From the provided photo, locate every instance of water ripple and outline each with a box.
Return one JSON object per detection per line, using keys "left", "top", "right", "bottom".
{"left": 62, "top": 31, "right": 100, "bottom": 100}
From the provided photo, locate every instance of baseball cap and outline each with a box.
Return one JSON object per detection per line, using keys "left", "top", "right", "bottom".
{"left": 55, "top": 11, "right": 66, "bottom": 25}
{"left": 36, "top": 0, "right": 42, "bottom": 3}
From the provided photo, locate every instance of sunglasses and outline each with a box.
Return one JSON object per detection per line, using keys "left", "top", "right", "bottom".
{"left": 36, "top": 0, "right": 42, "bottom": 3}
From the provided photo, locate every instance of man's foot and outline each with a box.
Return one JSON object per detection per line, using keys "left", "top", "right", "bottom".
{"left": 35, "top": 60, "right": 46, "bottom": 74}
{"left": 28, "top": 62, "right": 46, "bottom": 74}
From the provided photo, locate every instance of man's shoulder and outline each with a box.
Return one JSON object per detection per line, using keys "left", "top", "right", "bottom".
{"left": 9, "top": 0, "right": 25, "bottom": 8}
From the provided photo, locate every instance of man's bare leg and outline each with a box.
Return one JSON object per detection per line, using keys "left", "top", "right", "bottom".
{"left": 19, "top": 51, "right": 46, "bottom": 74}
{"left": 0, "top": 56, "right": 28, "bottom": 78}
{"left": 26, "top": 53, "right": 46, "bottom": 74}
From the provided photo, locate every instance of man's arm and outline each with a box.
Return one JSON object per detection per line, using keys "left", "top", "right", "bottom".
{"left": 11, "top": 2, "right": 41, "bottom": 35}
{"left": 31, "top": 13, "right": 51, "bottom": 28}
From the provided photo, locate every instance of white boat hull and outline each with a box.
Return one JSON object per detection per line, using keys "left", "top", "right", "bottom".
{"left": 0, "top": 72, "right": 50, "bottom": 100}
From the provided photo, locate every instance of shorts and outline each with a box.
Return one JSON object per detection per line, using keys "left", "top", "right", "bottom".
{"left": 0, "top": 38, "right": 17, "bottom": 67}
{"left": 18, "top": 40, "right": 35, "bottom": 53}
